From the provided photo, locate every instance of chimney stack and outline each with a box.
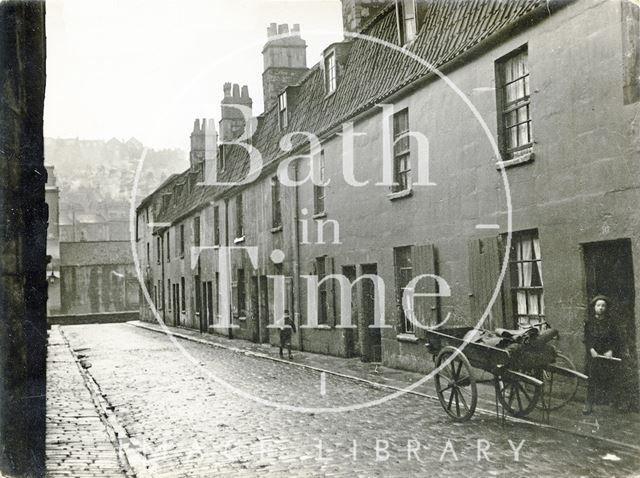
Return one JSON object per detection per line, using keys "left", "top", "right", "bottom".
{"left": 190, "top": 118, "right": 217, "bottom": 169}
{"left": 262, "top": 23, "right": 308, "bottom": 113}
{"left": 219, "top": 83, "right": 253, "bottom": 142}
{"left": 341, "top": 0, "right": 391, "bottom": 37}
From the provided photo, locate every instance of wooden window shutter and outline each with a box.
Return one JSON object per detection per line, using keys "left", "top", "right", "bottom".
{"left": 267, "top": 273, "right": 275, "bottom": 325}
{"left": 285, "top": 276, "right": 294, "bottom": 322}
{"left": 326, "top": 256, "right": 336, "bottom": 327}
{"left": 467, "top": 236, "right": 505, "bottom": 330}
{"left": 498, "top": 235, "right": 514, "bottom": 327}
{"left": 411, "top": 244, "right": 437, "bottom": 339}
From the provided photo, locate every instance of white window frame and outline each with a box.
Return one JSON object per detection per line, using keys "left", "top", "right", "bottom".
{"left": 278, "top": 92, "right": 288, "bottom": 129}
{"left": 397, "top": 0, "right": 417, "bottom": 45}
{"left": 325, "top": 51, "right": 337, "bottom": 94}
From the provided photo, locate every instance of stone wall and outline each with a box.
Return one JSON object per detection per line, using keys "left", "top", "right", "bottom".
{"left": 0, "top": 2, "right": 47, "bottom": 476}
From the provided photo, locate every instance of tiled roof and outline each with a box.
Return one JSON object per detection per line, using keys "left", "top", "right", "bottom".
{"left": 60, "top": 241, "right": 134, "bottom": 267}
{"left": 149, "top": 0, "right": 549, "bottom": 227}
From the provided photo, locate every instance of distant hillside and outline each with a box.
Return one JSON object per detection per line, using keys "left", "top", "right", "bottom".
{"left": 45, "top": 137, "right": 188, "bottom": 222}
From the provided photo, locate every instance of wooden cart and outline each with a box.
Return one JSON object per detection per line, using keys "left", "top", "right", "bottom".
{"left": 424, "top": 326, "right": 588, "bottom": 422}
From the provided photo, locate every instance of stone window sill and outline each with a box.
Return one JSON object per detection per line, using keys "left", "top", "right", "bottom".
{"left": 496, "top": 151, "right": 535, "bottom": 170}
{"left": 271, "top": 225, "right": 283, "bottom": 233}
{"left": 313, "top": 212, "right": 327, "bottom": 220}
{"left": 316, "top": 324, "right": 331, "bottom": 329}
{"left": 397, "top": 333, "right": 419, "bottom": 343}
{"left": 387, "top": 189, "right": 413, "bottom": 201}
{"left": 234, "top": 236, "right": 245, "bottom": 244}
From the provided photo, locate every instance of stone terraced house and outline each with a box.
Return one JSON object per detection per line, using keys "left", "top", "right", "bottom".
{"left": 136, "top": 0, "right": 640, "bottom": 404}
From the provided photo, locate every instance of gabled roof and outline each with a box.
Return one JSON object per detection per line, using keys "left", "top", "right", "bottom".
{"left": 147, "top": 0, "right": 553, "bottom": 227}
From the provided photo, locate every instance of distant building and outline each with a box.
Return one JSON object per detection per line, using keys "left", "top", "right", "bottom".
{"left": 45, "top": 165, "right": 61, "bottom": 314}
{"left": 59, "top": 212, "right": 129, "bottom": 242}
{"left": 59, "top": 241, "right": 138, "bottom": 314}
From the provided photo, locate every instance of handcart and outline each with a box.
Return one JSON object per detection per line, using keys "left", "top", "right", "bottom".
{"left": 424, "top": 326, "right": 588, "bottom": 422}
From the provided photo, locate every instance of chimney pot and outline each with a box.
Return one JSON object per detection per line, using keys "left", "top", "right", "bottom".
{"left": 278, "top": 24, "right": 289, "bottom": 35}
{"left": 223, "top": 82, "right": 231, "bottom": 97}
{"left": 193, "top": 119, "right": 200, "bottom": 132}
{"left": 268, "top": 22, "right": 277, "bottom": 37}
{"left": 241, "top": 85, "right": 249, "bottom": 98}
{"left": 232, "top": 83, "right": 240, "bottom": 98}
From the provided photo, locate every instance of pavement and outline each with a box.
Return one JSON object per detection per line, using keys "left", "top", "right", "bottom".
{"left": 46, "top": 326, "right": 131, "bottom": 477}
{"left": 45, "top": 322, "right": 640, "bottom": 477}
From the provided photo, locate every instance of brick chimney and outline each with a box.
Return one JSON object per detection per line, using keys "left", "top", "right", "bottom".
{"left": 190, "top": 118, "right": 217, "bottom": 169}
{"left": 341, "top": 0, "right": 391, "bottom": 37}
{"left": 262, "top": 23, "right": 308, "bottom": 113}
{"left": 219, "top": 83, "right": 252, "bottom": 142}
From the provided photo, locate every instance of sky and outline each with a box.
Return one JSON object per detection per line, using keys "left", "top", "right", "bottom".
{"left": 44, "top": 0, "right": 343, "bottom": 151}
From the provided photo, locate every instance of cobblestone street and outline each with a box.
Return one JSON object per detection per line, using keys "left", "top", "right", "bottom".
{"left": 48, "top": 324, "right": 640, "bottom": 477}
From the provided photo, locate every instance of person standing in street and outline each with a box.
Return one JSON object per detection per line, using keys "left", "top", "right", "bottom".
{"left": 279, "top": 309, "right": 296, "bottom": 359}
{"left": 582, "top": 295, "right": 623, "bottom": 415}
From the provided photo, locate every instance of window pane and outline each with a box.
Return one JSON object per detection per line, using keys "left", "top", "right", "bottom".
{"left": 508, "top": 127, "right": 518, "bottom": 149}
{"left": 517, "top": 105, "right": 528, "bottom": 123}
{"left": 518, "top": 123, "right": 528, "bottom": 145}
{"left": 505, "top": 82, "right": 516, "bottom": 103}
{"left": 403, "top": 0, "right": 415, "bottom": 16}
{"left": 404, "top": 19, "right": 416, "bottom": 41}
{"left": 394, "top": 134, "right": 410, "bottom": 154}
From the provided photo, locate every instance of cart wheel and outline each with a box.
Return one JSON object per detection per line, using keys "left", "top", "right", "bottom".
{"left": 495, "top": 369, "right": 542, "bottom": 418}
{"left": 434, "top": 346, "right": 477, "bottom": 422}
{"left": 539, "top": 353, "right": 579, "bottom": 411}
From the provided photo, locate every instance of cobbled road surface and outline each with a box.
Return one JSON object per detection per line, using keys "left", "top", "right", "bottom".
{"left": 60, "top": 324, "right": 640, "bottom": 477}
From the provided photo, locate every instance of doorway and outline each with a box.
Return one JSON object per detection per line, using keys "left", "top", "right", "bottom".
{"left": 250, "top": 276, "right": 260, "bottom": 343}
{"left": 343, "top": 265, "right": 359, "bottom": 357}
{"left": 172, "top": 284, "right": 179, "bottom": 327}
{"left": 258, "top": 275, "right": 270, "bottom": 343}
{"left": 583, "top": 239, "right": 638, "bottom": 407}
{"left": 361, "top": 263, "right": 381, "bottom": 362}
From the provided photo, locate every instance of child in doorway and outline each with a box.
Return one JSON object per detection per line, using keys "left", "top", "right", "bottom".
{"left": 583, "top": 295, "right": 622, "bottom": 414}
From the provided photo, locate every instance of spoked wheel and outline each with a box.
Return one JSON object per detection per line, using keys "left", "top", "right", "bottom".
{"left": 495, "top": 369, "right": 542, "bottom": 418}
{"left": 539, "top": 353, "right": 579, "bottom": 411}
{"left": 434, "top": 346, "right": 477, "bottom": 422}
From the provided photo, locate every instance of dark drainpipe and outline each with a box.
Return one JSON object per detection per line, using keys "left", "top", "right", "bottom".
{"left": 293, "top": 163, "right": 303, "bottom": 352}
{"left": 224, "top": 198, "right": 232, "bottom": 339}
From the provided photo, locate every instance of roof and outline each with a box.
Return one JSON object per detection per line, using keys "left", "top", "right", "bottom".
{"left": 136, "top": 173, "right": 179, "bottom": 211}
{"left": 145, "top": 0, "right": 553, "bottom": 227}
{"left": 60, "top": 241, "right": 134, "bottom": 267}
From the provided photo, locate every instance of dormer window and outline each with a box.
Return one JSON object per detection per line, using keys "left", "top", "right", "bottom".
{"left": 325, "top": 51, "right": 337, "bottom": 94}
{"left": 397, "top": 0, "right": 417, "bottom": 45}
{"left": 278, "top": 92, "right": 288, "bottom": 129}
